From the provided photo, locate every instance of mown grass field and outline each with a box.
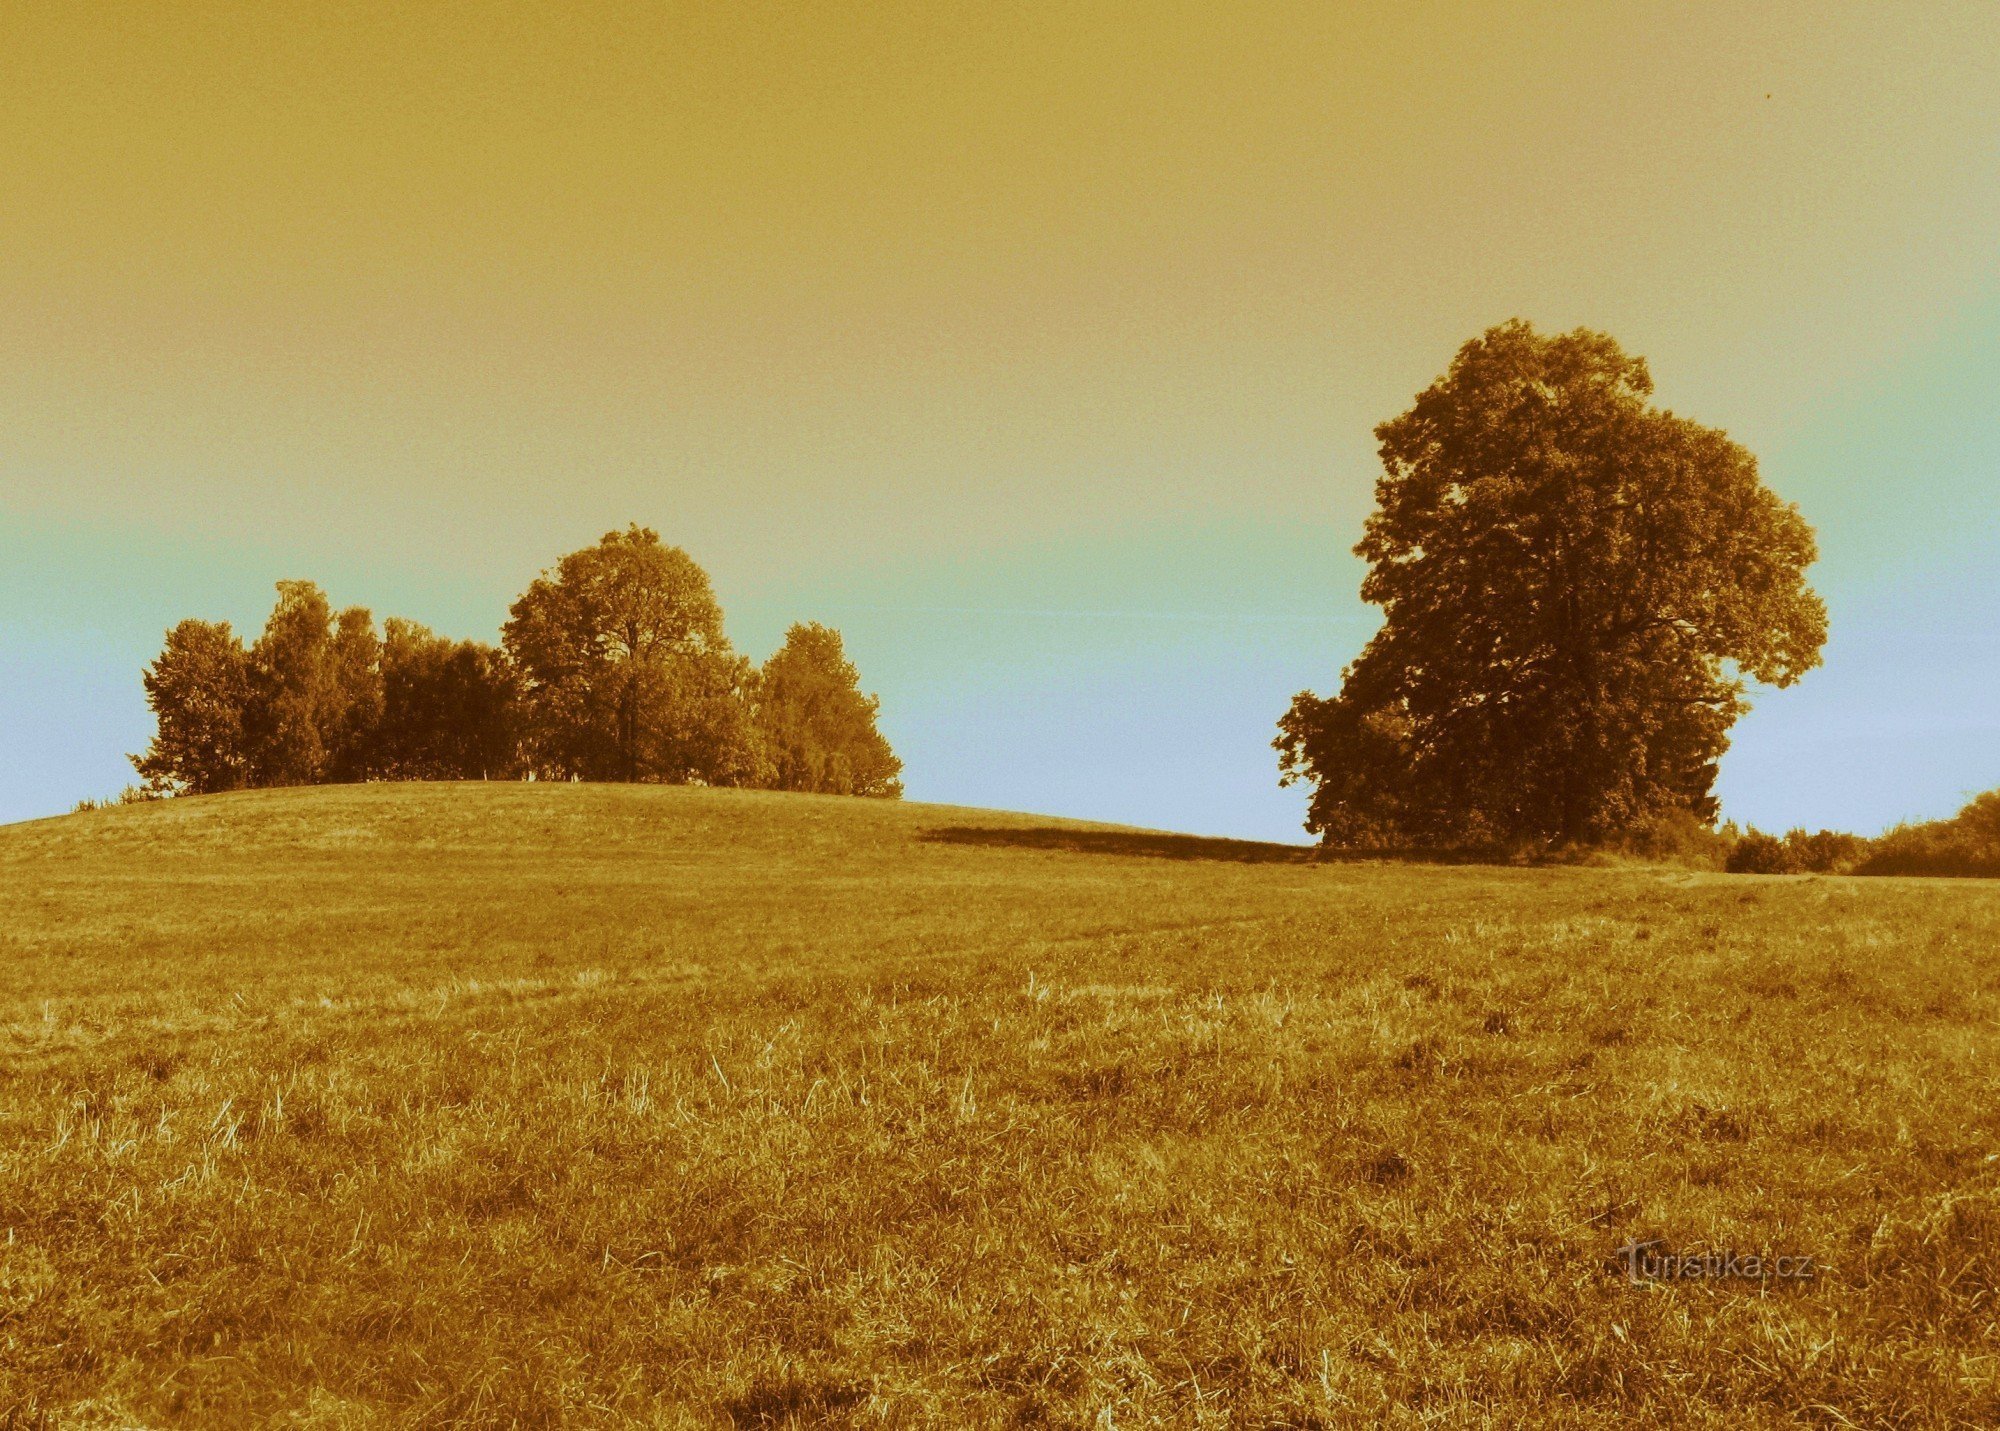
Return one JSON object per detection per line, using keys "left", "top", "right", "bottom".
{"left": 3, "top": 784, "right": 1998, "bottom": 1427}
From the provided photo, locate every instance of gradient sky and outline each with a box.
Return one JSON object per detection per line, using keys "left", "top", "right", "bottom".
{"left": 4, "top": 1, "right": 1998, "bottom": 839}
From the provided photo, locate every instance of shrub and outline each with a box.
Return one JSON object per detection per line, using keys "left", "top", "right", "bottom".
{"left": 1726, "top": 829, "right": 1795, "bottom": 874}
{"left": 1858, "top": 792, "right": 2000, "bottom": 878}
{"left": 71, "top": 787, "right": 159, "bottom": 815}
{"left": 1615, "top": 809, "right": 1736, "bottom": 870}
{"left": 1787, "top": 828, "right": 1865, "bottom": 873}
{"left": 1727, "top": 827, "right": 1867, "bottom": 875}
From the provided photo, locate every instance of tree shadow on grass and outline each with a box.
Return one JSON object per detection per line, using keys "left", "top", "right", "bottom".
{"left": 921, "top": 826, "right": 1317, "bottom": 864}
{"left": 922, "top": 826, "right": 1522, "bottom": 867}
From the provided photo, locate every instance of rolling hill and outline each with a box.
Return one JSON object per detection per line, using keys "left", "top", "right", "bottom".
{"left": 3, "top": 784, "right": 1998, "bottom": 1426}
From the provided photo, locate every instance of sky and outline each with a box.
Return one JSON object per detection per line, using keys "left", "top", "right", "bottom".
{"left": 3, "top": 0, "right": 1998, "bottom": 840}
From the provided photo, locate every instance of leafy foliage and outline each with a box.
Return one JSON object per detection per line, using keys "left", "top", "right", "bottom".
{"left": 140, "top": 592, "right": 522, "bottom": 790}
{"left": 1726, "top": 827, "right": 1865, "bottom": 874}
{"left": 241, "top": 582, "right": 383, "bottom": 787}
{"left": 503, "top": 526, "right": 760, "bottom": 785}
{"left": 1857, "top": 791, "right": 2000, "bottom": 877}
{"left": 131, "top": 619, "right": 253, "bottom": 796}
{"left": 1279, "top": 321, "right": 1827, "bottom": 848}
{"left": 753, "top": 623, "right": 903, "bottom": 797}
{"left": 131, "top": 530, "right": 896, "bottom": 802}
{"left": 374, "top": 619, "right": 517, "bottom": 780}
{"left": 1605, "top": 808, "right": 1738, "bottom": 870}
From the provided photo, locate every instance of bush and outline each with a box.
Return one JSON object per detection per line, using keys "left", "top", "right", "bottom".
{"left": 1614, "top": 809, "right": 1736, "bottom": 870}
{"left": 1787, "top": 828, "right": 1865, "bottom": 873}
{"left": 71, "top": 787, "right": 160, "bottom": 815}
{"left": 1726, "top": 829, "right": 1794, "bottom": 874}
{"left": 1858, "top": 792, "right": 2000, "bottom": 878}
{"left": 1727, "top": 827, "right": 1867, "bottom": 875}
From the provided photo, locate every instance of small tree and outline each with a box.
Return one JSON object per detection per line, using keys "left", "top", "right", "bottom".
{"left": 1278, "top": 321, "right": 1827, "bottom": 848}
{"left": 324, "top": 605, "right": 384, "bottom": 782}
{"left": 753, "top": 623, "right": 903, "bottom": 797}
{"left": 503, "top": 527, "right": 758, "bottom": 784}
{"left": 242, "top": 582, "right": 383, "bottom": 786}
{"left": 131, "top": 619, "right": 253, "bottom": 796}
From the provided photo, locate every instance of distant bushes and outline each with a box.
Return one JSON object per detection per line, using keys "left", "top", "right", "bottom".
{"left": 1853, "top": 792, "right": 2000, "bottom": 878}
{"left": 1609, "top": 793, "right": 2000, "bottom": 879}
{"left": 72, "top": 786, "right": 158, "bottom": 814}
{"left": 1600, "top": 813, "right": 1860, "bottom": 875}
{"left": 1724, "top": 827, "right": 1866, "bottom": 875}
{"left": 1303, "top": 794, "right": 2000, "bottom": 881}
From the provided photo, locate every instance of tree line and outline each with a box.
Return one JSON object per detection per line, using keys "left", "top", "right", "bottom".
{"left": 131, "top": 526, "right": 902, "bottom": 800}
{"left": 119, "top": 321, "right": 1987, "bottom": 876}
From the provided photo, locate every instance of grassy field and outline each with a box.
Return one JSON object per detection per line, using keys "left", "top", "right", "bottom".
{"left": 3, "top": 784, "right": 1998, "bottom": 1427}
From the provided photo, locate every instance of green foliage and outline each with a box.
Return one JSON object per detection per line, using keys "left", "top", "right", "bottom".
{"left": 1728, "top": 827, "right": 1864, "bottom": 871}
{"left": 1608, "top": 809, "right": 1737, "bottom": 870}
{"left": 127, "top": 529, "right": 904, "bottom": 805}
{"left": 71, "top": 786, "right": 159, "bottom": 814}
{"left": 753, "top": 622, "right": 903, "bottom": 797}
{"left": 1787, "top": 828, "right": 1867, "bottom": 873}
{"left": 375, "top": 619, "right": 517, "bottom": 780}
{"left": 1857, "top": 791, "right": 2000, "bottom": 877}
{"left": 1725, "top": 827, "right": 1866, "bottom": 874}
{"left": 1279, "top": 321, "right": 1827, "bottom": 848}
{"left": 134, "top": 586, "right": 510, "bottom": 794}
{"left": 1725, "top": 829, "right": 1793, "bottom": 874}
{"left": 324, "top": 605, "right": 385, "bottom": 782}
{"left": 241, "top": 582, "right": 383, "bottom": 787}
{"left": 503, "top": 526, "right": 760, "bottom": 785}
{"left": 130, "top": 618, "right": 253, "bottom": 796}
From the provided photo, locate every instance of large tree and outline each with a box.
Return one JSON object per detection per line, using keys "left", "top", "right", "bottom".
{"left": 130, "top": 619, "right": 253, "bottom": 796}
{"left": 1277, "top": 321, "right": 1826, "bottom": 847}
{"left": 503, "top": 526, "right": 758, "bottom": 784}
{"left": 753, "top": 622, "right": 903, "bottom": 797}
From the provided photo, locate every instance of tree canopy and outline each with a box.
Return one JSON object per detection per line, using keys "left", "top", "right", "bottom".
{"left": 241, "top": 582, "right": 382, "bottom": 787}
{"left": 132, "top": 619, "right": 252, "bottom": 796}
{"left": 134, "top": 531, "right": 900, "bottom": 801}
{"left": 754, "top": 623, "right": 903, "bottom": 797}
{"left": 132, "top": 530, "right": 901, "bottom": 801}
{"left": 374, "top": 619, "right": 516, "bottom": 781}
{"left": 1277, "top": 321, "right": 1827, "bottom": 848}
{"left": 502, "top": 526, "right": 760, "bottom": 785}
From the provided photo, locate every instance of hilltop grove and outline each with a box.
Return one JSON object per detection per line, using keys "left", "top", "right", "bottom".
{"left": 129, "top": 526, "right": 902, "bottom": 801}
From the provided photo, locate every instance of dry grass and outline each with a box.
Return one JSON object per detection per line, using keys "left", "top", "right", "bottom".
{"left": 2, "top": 784, "right": 1998, "bottom": 1427}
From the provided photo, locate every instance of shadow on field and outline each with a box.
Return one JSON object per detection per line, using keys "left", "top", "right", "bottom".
{"left": 923, "top": 826, "right": 1532, "bottom": 867}
{"left": 923, "top": 826, "right": 1316, "bottom": 864}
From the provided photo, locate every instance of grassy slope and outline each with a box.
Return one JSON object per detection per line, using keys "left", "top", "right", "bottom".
{"left": 2, "top": 784, "right": 1998, "bottom": 1427}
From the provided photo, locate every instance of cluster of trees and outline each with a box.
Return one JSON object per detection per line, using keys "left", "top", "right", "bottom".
{"left": 1279, "top": 321, "right": 1828, "bottom": 852}
{"left": 130, "top": 582, "right": 427, "bottom": 795}
{"left": 132, "top": 526, "right": 901, "bottom": 800}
